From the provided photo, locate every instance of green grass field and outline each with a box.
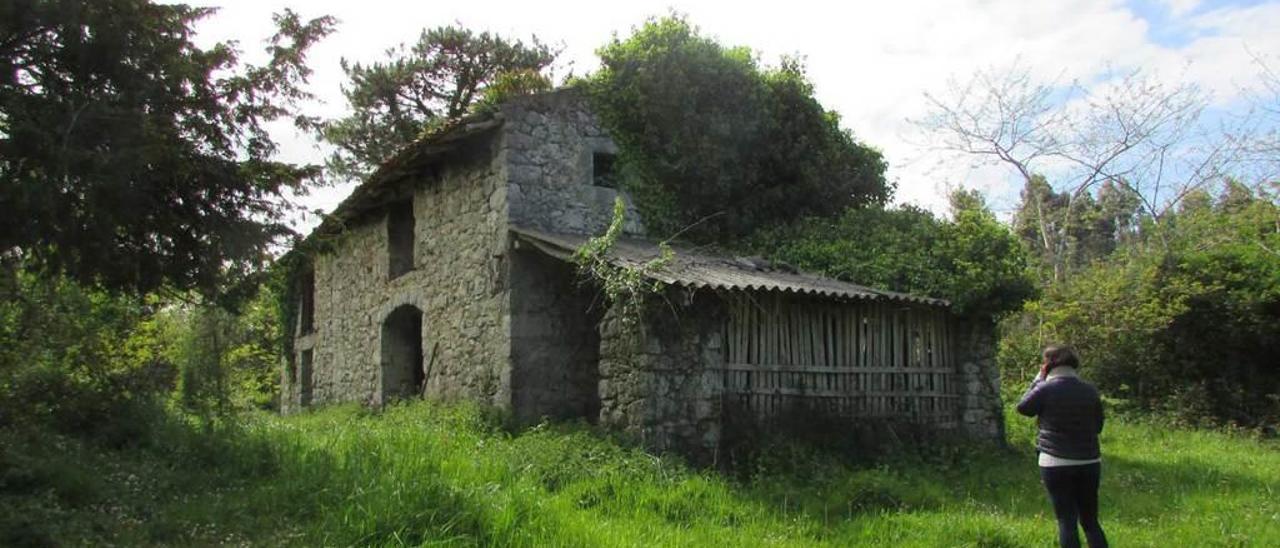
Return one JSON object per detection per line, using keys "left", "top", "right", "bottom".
{"left": 2, "top": 402, "right": 1277, "bottom": 546}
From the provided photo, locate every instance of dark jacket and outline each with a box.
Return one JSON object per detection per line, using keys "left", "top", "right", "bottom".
{"left": 1015, "top": 375, "right": 1105, "bottom": 460}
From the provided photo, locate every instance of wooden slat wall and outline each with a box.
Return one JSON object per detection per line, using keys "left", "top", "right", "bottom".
{"left": 719, "top": 293, "right": 956, "bottom": 423}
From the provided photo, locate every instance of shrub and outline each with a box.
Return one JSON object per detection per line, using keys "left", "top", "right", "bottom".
{"left": 585, "top": 16, "right": 889, "bottom": 242}
{"left": 997, "top": 190, "right": 1280, "bottom": 428}
{"left": 0, "top": 266, "right": 170, "bottom": 445}
{"left": 751, "top": 192, "right": 1035, "bottom": 320}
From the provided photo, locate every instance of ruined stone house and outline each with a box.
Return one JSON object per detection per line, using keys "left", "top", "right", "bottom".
{"left": 281, "top": 90, "right": 1003, "bottom": 459}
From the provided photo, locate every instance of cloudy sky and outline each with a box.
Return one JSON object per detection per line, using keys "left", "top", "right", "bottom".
{"left": 184, "top": 0, "right": 1280, "bottom": 228}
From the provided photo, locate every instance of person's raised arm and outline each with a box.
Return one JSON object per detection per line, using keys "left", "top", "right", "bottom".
{"left": 1015, "top": 362, "right": 1049, "bottom": 417}
{"left": 1015, "top": 378, "right": 1044, "bottom": 417}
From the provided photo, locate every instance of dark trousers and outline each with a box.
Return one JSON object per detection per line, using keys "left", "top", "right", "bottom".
{"left": 1040, "top": 463, "right": 1108, "bottom": 548}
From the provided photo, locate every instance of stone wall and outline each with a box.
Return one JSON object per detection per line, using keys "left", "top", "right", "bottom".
{"left": 500, "top": 90, "right": 649, "bottom": 425}
{"left": 953, "top": 319, "right": 1004, "bottom": 442}
{"left": 507, "top": 248, "right": 603, "bottom": 423}
{"left": 502, "top": 90, "right": 645, "bottom": 237}
{"left": 284, "top": 138, "right": 511, "bottom": 410}
{"left": 282, "top": 88, "right": 1006, "bottom": 458}
{"left": 597, "top": 291, "right": 725, "bottom": 464}
{"left": 284, "top": 90, "right": 643, "bottom": 415}
{"left": 594, "top": 290, "right": 1005, "bottom": 461}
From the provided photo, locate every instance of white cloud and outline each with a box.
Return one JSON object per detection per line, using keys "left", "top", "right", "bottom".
{"left": 1161, "top": 0, "right": 1203, "bottom": 17}
{"left": 179, "top": 0, "right": 1280, "bottom": 227}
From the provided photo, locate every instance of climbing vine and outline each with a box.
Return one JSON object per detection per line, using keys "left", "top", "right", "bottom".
{"left": 573, "top": 198, "right": 674, "bottom": 327}
{"left": 268, "top": 235, "right": 336, "bottom": 363}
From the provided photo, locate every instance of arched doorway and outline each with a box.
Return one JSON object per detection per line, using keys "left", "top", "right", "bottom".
{"left": 381, "top": 304, "right": 425, "bottom": 402}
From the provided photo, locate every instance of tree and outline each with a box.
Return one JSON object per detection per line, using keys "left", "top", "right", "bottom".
{"left": 1093, "top": 179, "right": 1144, "bottom": 253}
{"left": 587, "top": 16, "right": 890, "bottom": 242}
{"left": 312, "top": 25, "right": 556, "bottom": 181}
{"left": 941, "top": 189, "right": 1039, "bottom": 319}
{"left": 173, "top": 286, "right": 282, "bottom": 417}
{"left": 1012, "top": 175, "right": 1071, "bottom": 280}
{"left": 0, "top": 0, "right": 335, "bottom": 298}
{"left": 998, "top": 187, "right": 1280, "bottom": 426}
{"left": 1011, "top": 175, "right": 1143, "bottom": 281}
{"left": 915, "top": 64, "right": 1247, "bottom": 281}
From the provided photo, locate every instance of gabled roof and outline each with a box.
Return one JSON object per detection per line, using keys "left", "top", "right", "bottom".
{"left": 307, "top": 110, "right": 504, "bottom": 241}
{"left": 511, "top": 226, "right": 949, "bottom": 307}
{"left": 305, "top": 88, "right": 605, "bottom": 244}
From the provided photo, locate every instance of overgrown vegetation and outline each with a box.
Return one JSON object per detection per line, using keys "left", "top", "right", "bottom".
{"left": 572, "top": 198, "right": 674, "bottom": 326}
{"left": 3, "top": 4, "right": 1278, "bottom": 545}
{"left": 3, "top": 400, "right": 1276, "bottom": 546}
{"left": 174, "top": 292, "right": 283, "bottom": 415}
{"left": 0, "top": 262, "right": 283, "bottom": 445}
{"left": 751, "top": 190, "right": 1036, "bottom": 320}
{"left": 915, "top": 60, "right": 1278, "bottom": 428}
{"left": 999, "top": 184, "right": 1280, "bottom": 428}
{"left": 0, "top": 266, "right": 168, "bottom": 447}
{"left": 585, "top": 16, "right": 890, "bottom": 242}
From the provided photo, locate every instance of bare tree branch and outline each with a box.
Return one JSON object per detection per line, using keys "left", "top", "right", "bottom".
{"left": 913, "top": 63, "right": 1254, "bottom": 278}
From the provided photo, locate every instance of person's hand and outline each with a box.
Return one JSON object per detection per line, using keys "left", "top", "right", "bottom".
{"left": 1037, "top": 361, "right": 1049, "bottom": 381}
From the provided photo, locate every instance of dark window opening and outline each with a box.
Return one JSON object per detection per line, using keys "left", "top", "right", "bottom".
{"left": 299, "top": 269, "right": 315, "bottom": 334}
{"left": 381, "top": 305, "right": 425, "bottom": 401}
{"left": 387, "top": 200, "right": 415, "bottom": 279}
{"left": 592, "top": 152, "right": 618, "bottom": 188}
{"left": 299, "top": 349, "right": 314, "bottom": 406}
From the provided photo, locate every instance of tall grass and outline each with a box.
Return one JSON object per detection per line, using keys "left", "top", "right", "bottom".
{"left": 3, "top": 401, "right": 1277, "bottom": 546}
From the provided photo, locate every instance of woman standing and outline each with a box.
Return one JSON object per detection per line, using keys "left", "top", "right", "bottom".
{"left": 1016, "top": 345, "right": 1109, "bottom": 548}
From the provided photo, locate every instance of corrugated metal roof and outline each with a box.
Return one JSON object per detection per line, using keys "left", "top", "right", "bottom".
{"left": 511, "top": 226, "right": 949, "bottom": 307}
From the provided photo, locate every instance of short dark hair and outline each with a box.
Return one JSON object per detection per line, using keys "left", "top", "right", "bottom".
{"left": 1042, "top": 345, "right": 1080, "bottom": 371}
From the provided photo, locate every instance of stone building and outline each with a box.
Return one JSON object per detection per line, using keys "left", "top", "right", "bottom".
{"left": 282, "top": 90, "right": 1003, "bottom": 460}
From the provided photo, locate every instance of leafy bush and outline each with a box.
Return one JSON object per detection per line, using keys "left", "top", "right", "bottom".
{"left": 750, "top": 191, "right": 1036, "bottom": 319}
{"left": 998, "top": 189, "right": 1280, "bottom": 428}
{"left": 0, "top": 266, "right": 171, "bottom": 445}
{"left": 0, "top": 264, "right": 282, "bottom": 445}
{"left": 585, "top": 16, "right": 890, "bottom": 242}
